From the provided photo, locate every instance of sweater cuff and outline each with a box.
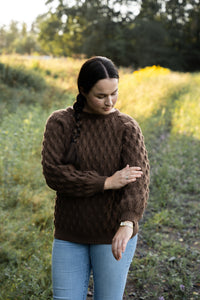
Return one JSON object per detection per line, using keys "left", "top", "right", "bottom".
{"left": 95, "top": 176, "right": 107, "bottom": 193}
{"left": 119, "top": 213, "right": 139, "bottom": 238}
{"left": 120, "top": 211, "right": 140, "bottom": 224}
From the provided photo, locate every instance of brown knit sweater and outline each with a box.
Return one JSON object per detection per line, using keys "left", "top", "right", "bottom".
{"left": 41, "top": 107, "right": 150, "bottom": 244}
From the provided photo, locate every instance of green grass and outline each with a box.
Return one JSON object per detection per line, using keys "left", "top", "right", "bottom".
{"left": 0, "top": 57, "right": 199, "bottom": 299}
{"left": 123, "top": 71, "right": 200, "bottom": 299}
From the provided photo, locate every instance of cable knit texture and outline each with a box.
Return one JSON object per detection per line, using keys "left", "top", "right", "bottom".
{"left": 41, "top": 107, "right": 150, "bottom": 244}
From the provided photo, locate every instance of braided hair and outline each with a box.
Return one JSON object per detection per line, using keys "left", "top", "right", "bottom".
{"left": 66, "top": 56, "right": 119, "bottom": 165}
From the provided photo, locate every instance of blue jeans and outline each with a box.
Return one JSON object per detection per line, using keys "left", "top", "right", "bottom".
{"left": 52, "top": 235, "right": 137, "bottom": 300}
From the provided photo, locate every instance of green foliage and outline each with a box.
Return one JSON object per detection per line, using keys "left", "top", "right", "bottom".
{"left": 0, "top": 63, "right": 46, "bottom": 91}
{"left": 115, "top": 65, "right": 200, "bottom": 298}
{"left": 0, "top": 21, "right": 40, "bottom": 55}
{"left": 1, "top": 1, "right": 200, "bottom": 70}
{"left": 129, "top": 19, "right": 174, "bottom": 69}
{"left": 36, "top": 0, "right": 200, "bottom": 70}
{"left": 0, "top": 104, "right": 53, "bottom": 299}
{"left": 14, "top": 35, "right": 40, "bottom": 55}
{"left": 37, "top": 13, "right": 66, "bottom": 56}
{"left": 0, "top": 58, "right": 75, "bottom": 118}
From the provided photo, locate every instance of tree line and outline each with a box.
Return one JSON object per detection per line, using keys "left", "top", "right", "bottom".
{"left": 1, "top": 0, "right": 200, "bottom": 71}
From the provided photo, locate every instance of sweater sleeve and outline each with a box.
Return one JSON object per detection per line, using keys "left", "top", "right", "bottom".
{"left": 119, "top": 119, "right": 150, "bottom": 224}
{"left": 41, "top": 112, "right": 107, "bottom": 197}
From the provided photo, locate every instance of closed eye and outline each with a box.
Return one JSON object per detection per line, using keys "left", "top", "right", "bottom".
{"left": 112, "top": 88, "right": 118, "bottom": 95}
{"left": 97, "top": 94, "right": 106, "bottom": 99}
{"left": 96, "top": 89, "right": 118, "bottom": 99}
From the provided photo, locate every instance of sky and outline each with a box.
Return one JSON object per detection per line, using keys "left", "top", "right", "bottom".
{"left": 0, "top": 0, "right": 52, "bottom": 29}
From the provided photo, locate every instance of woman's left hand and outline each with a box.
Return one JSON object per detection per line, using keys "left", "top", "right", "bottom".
{"left": 112, "top": 225, "right": 133, "bottom": 261}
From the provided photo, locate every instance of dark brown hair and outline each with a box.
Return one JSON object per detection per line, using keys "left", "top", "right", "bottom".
{"left": 72, "top": 56, "right": 119, "bottom": 143}
{"left": 66, "top": 56, "right": 119, "bottom": 165}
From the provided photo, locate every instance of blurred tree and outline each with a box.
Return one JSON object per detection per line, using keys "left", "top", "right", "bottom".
{"left": 0, "top": 20, "right": 41, "bottom": 55}
{"left": 134, "top": 0, "right": 200, "bottom": 70}
{"left": 43, "top": 0, "right": 138, "bottom": 64}
{"left": 37, "top": 13, "right": 64, "bottom": 55}
{"left": 0, "top": 0, "right": 199, "bottom": 70}
{"left": 21, "top": 23, "right": 27, "bottom": 37}
{"left": 0, "top": 26, "right": 7, "bottom": 53}
{"left": 5, "top": 21, "right": 19, "bottom": 52}
{"left": 13, "top": 35, "right": 40, "bottom": 55}
{"left": 185, "top": 1, "right": 200, "bottom": 70}
{"left": 162, "top": 0, "right": 200, "bottom": 70}
{"left": 129, "top": 19, "right": 174, "bottom": 69}
{"left": 139, "top": 0, "right": 162, "bottom": 19}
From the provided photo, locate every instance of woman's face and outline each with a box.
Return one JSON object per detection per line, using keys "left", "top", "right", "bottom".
{"left": 82, "top": 78, "right": 118, "bottom": 115}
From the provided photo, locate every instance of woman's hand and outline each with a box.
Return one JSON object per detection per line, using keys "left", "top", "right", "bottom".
{"left": 112, "top": 225, "right": 133, "bottom": 260}
{"left": 104, "top": 165, "right": 143, "bottom": 190}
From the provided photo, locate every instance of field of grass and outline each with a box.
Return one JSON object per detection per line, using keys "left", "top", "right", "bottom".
{"left": 0, "top": 55, "right": 199, "bottom": 300}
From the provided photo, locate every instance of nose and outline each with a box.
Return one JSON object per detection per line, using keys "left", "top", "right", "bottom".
{"left": 105, "top": 96, "right": 112, "bottom": 106}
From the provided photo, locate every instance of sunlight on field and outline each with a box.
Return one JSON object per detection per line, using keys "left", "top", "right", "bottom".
{"left": 0, "top": 54, "right": 84, "bottom": 93}
{"left": 117, "top": 66, "right": 190, "bottom": 122}
{"left": 171, "top": 74, "right": 200, "bottom": 140}
{"left": 1, "top": 55, "right": 199, "bottom": 140}
{"left": 0, "top": 55, "right": 199, "bottom": 141}
{"left": 0, "top": 55, "right": 200, "bottom": 299}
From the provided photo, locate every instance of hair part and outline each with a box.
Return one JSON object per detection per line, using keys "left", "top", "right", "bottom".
{"left": 73, "top": 56, "right": 119, "bottom": 117}
{"left": 77, "top": 56, "right": 119, "bottom": 95}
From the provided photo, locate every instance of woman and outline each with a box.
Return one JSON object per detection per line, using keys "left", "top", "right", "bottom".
{"left": 42, "top": 56, "right": 150, "bottom": 300}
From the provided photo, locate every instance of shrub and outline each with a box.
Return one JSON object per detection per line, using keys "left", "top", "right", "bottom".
{"left": 0, "top": 63, "right": 46, "bottom": 91}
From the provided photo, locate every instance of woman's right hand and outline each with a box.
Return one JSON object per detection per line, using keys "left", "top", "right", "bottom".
{"left": 104, "top": 164, "right": 143, "bottom": 190}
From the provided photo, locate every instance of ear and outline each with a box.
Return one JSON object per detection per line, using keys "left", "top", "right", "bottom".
{"left": 80, "top": 87, "right": 86, "bottom": 97}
